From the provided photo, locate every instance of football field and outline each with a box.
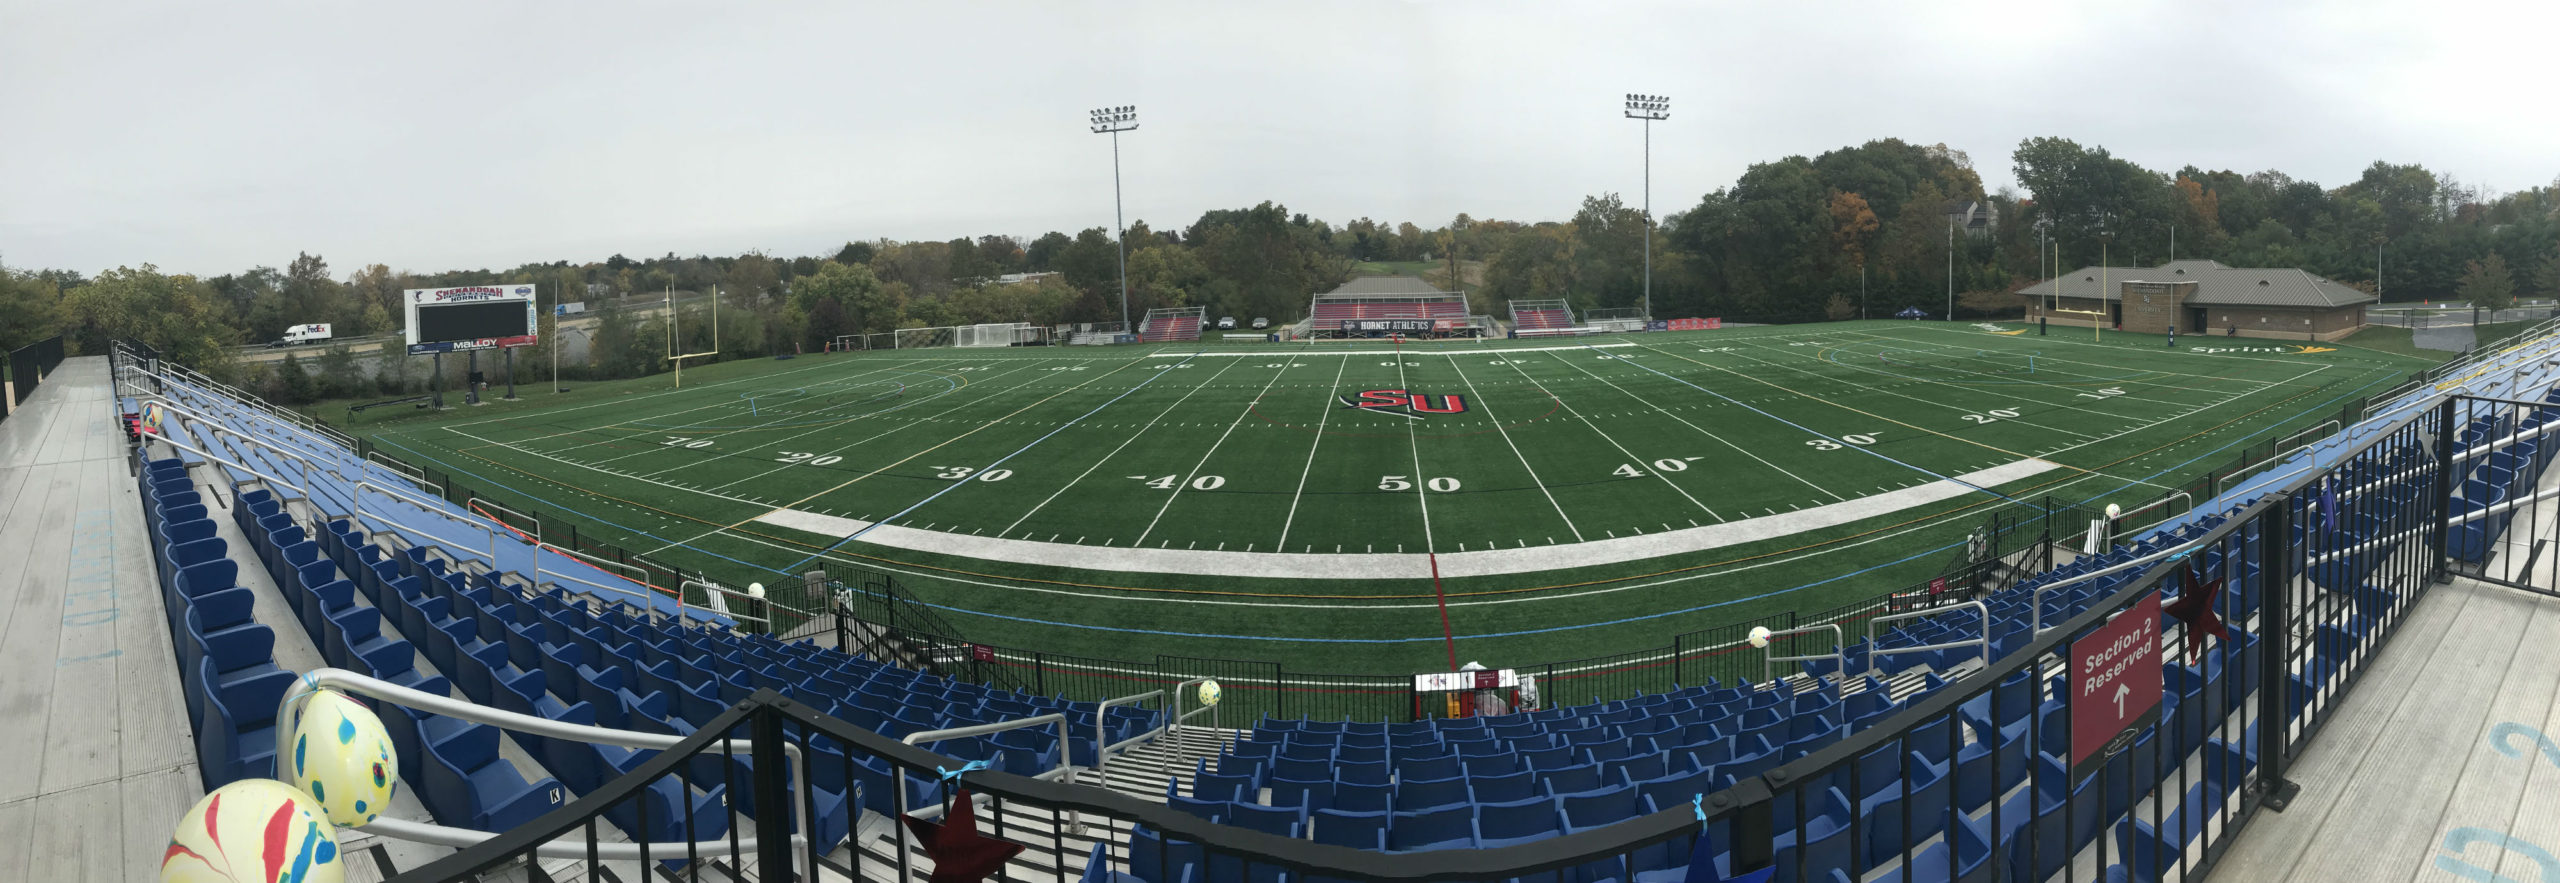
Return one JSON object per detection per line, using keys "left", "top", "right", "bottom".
{"left": 349, "top": 321, "right": 2434, "bottom": 676}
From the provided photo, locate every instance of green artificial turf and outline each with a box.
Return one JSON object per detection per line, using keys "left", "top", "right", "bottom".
{"left": 340, "top": 321, "right": 2437, "bottom": 697}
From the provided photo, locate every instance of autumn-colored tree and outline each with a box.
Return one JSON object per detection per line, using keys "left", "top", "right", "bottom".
{"left": 2173, "top": 176, "right": 2229, "bottom": 258}
{"left": 1828, "top": 191, "right": 1880, "bottom": 271}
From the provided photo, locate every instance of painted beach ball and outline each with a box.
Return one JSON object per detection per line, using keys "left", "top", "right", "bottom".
{"left": 1198, "top": 679, "right": 1222, "bottom": 707}
{"left": 161, "top": 778, "right": 342, "bottom": 883}
{"left": 285, "top": 690, "right": 397, "bottom": 827}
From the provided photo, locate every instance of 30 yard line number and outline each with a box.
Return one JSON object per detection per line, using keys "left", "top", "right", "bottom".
{"left": 662, "top": 436, "right": 714, "bottom": 448}
{"left": 932, "top": 466, "right": 1012, "bottom": 481}
{"left": 1806, "top": 432, "right": 1882, "bottom": 451}
{"left": 774, "top": 451, "right": 841, "bottom": 466}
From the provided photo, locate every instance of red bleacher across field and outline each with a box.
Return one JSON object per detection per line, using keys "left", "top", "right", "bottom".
{"left": 1138, "top": 314, "right": 1200, "bottom": 343}
{"left": 1513, "top": 309, "right": 1572, "bottom": 333}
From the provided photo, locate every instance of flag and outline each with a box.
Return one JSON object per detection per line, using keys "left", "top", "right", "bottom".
{"left": 1680, "top": 797, "right": 1778, "bottom": 882}
{"left": 901, "top": 786, "right": 1023, "bottom": 883}
{"left": 2162, "top": 558, "right": 2229, "bottom": 660}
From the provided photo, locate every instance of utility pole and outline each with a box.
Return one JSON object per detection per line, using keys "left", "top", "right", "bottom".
{"left": 1089, "top": 106, "right": 1139, "bottom": 333}
{"left": 1624, "top": 94, "right": 1669, "bottom": 322}
{"left": 1946, "top": 215, "right": 1955, "bottom": 321}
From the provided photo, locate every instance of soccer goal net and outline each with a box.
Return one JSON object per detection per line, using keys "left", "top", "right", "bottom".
{"left": 1874, "top": 348, "right": 2037, "bottom": 376}
{"left": 957, "top": 323, "right": 1042, "bottom": 348}
{"left": 894, "top": 326, "right": 958, "bottom": 350}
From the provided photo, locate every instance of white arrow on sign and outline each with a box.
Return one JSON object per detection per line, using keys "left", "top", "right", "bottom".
{"left": 2114, "top": 683, "right": 2130, "bottom": 717}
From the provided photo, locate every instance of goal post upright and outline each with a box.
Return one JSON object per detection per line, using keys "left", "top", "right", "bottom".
{"left": 666, "top": 284, "right": 721, "bottom": 388}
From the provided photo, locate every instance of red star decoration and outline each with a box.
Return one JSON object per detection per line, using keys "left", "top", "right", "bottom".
{"left": 900, "top": 787, "right": 1023, "bottom": 883}
{"left": 2163, "top": 559, "right": 2229, "bottom": 660}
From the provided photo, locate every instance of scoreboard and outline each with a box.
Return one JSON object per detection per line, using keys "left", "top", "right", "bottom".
{"left": 406, "top": 284, "right": 539, "bottom": 355}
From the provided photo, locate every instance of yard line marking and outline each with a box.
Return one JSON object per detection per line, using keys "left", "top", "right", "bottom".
{"left": 1610, "top": 343, "right": 2034, "bottom": 504}
{"left": 1490, "top": 355, "right": 1720, "bottom": 516}
{"left": 1444, "top": 352, "right": 1584, "bottom": 542}
{"left": 480, "top": 357, "right": 950, "bottom": 456}
{"left": 1003, "top": 356, "right": 1248, "bottom": 534}
{"left": 1133, "top": 348, "right": 1305, "bottom": 545}
{"left": 1723, "top": 338, "right": 2112, "bottom": 437}
{"left": 1276, "top": 355, "right": 1353, "bottom": 548}
{"left": 1824, "top": 331, "right": 2270, "bottom": 409}
{"left": 1549, "top": 349, "right": 1845, "bottom": 502}
{"left": 686, "top": 358, "right": 1058, "bottom": 490}
{"left": 772, "top": 350, "right": 1206, "bottom": 571}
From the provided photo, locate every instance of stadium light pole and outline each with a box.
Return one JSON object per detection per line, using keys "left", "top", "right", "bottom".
{"left": 1624, "top": 94, "right": 1668, "bottom": 322}
{"left": 1090, "top": 105, "right": 1139, "bottom": 333}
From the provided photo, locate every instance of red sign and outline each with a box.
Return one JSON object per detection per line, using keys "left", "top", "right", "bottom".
{"left": 970, "top": 644, "right": 994, "bottom": 662}
{"left": 1473, "top": 670, "right": 1502, "bottom": 690}
{"left": 2068, "top": 591, "right": 2163, "bottom": 784}
{"left": 1928, "top": 577, "right": 1949, "bottom": 595}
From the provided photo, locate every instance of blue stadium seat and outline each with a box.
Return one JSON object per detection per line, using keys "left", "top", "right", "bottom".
{"left": 419, "top": 721, "right": 568, "bottom": 831}
{"left": 194, "top": 657, "right": 297, "bottom": 789}
{"left": 1393, "top": 774, "right": 1470, "bottom": 814}
{"left": 1472, "top": 796, "right": 1561, "bottom": 848}
{"left": 1311, "top": 807, "right": 1388, "bottom": 851}
{"left": 1387, "top": 805, "right": 1474, "bottom": 852}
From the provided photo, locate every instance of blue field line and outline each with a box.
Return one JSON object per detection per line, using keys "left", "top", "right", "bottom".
{"left": 1603, "top": 344, "right": 2032, "bottom": 505}
{"left": 779, "top": 351, "right": 1206, "bottom": 572}
{"left": 367, "top": 432, "right": 1974, "bottom": 645}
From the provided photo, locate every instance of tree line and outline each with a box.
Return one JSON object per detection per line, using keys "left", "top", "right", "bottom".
{"left": 4, "top": 136, "right": 2554, "bottom": 406}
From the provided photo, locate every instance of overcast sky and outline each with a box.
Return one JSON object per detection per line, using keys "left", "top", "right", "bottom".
{"left": 5, "top": 0, "right": 2554, "bottom": 277}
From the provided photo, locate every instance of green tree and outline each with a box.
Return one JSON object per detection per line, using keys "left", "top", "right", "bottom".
{"left": 0, "top": 265, "right": 64, "bottom": 351}
{"left": 2535, "top": 247, "right": 2560, "bottom": 301}
{"left": 2459, "top": 254, "right": 2517, "bottom": 315}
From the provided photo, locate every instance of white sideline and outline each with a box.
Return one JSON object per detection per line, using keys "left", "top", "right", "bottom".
{"left": 1158, "top": 342, "right": 1635, "bottom": 357}
{"left": 748, "top": 458, "right": 2063, "bottom": 580}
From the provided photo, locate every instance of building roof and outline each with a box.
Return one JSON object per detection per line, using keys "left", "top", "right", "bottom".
{"left": 1325, "top": 275, "right": 1451, "bottom": 296}
{"left": 2017, "top": 259, "right": 2375, "bottom": 309}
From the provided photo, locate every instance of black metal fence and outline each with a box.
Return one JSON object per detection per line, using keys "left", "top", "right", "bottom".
{"left": 808, "top": 496, "right": 2075, "bottom": 726}
{"left": 1, "top": 335, "right": 66, "bottom": 423}
{"left": 385, "top": 378, "right": 2501, "bottom": 882}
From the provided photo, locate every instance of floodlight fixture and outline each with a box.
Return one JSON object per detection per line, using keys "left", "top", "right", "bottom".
{"left": 1621, "top": 92, "right": 1670, "bottom": 322}
{"left": 1089, "top": 104, "right": 1140, "bottom": 329}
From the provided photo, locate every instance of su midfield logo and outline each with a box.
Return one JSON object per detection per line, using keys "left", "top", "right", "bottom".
{"left": 1337, "top": 389, "right": 1469, "bottom": 419}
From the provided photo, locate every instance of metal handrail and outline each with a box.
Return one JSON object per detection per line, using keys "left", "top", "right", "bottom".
{"left": 467, "top": 496, "right": 540, "bottom": 547}
{"left": 533, "top": 540, "right": 685, "bottom": 625}
{"left": 683, "top": 578, "right": 755, "bottom": 624}
{"left": 894, "top": 712, "right": 1077, "bottom": 883}
{"left": 365, "top": 451, "right": 435, "bottom": 493}
{"left": 121, "top": 365, "right": 346, "bottom": 459}
{"left": 1158, "top": 676, "right": 1222, "bottom": 775}
{"left": 1756, "top": 623, "right": 1845, "bottom": 683}
{"left": 353, "top": 479, "right": 499, "bottom": 564}
{"left": 1863, "top": 601, "right": 1991, "bottom": 680}
{"left": 144, "top": 434, "right": 313, "bottom": 503}
{"left": 137, "top": 397, "right": 331, "bottom": 488}
{"left": 276, "top": 669, "right": 811, "bottom": 867}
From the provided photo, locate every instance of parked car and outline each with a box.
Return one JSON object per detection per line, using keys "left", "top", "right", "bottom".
{"left": 1218, "top": 316, "right": 1238, "bottom": 329}
{"left": 1250, "top": 317, "right": 1270, "bottom": 329}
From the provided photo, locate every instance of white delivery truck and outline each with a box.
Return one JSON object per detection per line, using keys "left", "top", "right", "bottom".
{"left": 271, "top": 323, "right": 333, "bottom": 347}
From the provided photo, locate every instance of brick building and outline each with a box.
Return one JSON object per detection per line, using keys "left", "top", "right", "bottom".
{"left": 2017, "top": 259, "right": 2374, "bottom": 341}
